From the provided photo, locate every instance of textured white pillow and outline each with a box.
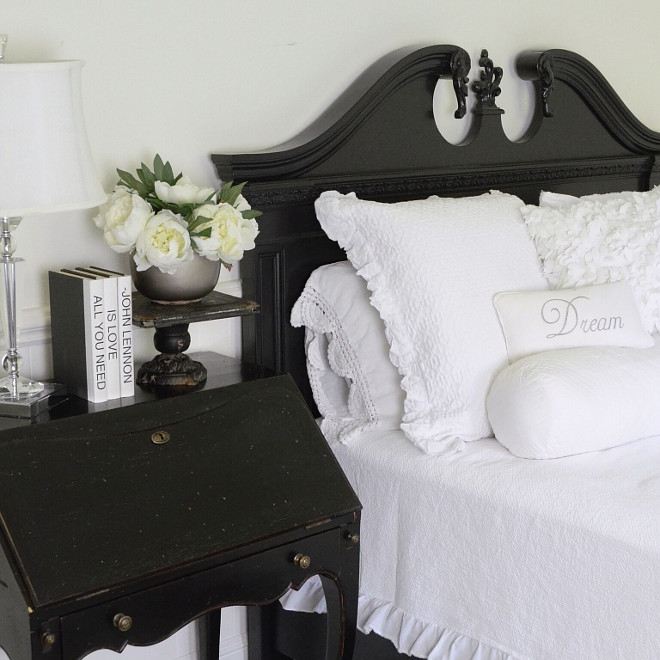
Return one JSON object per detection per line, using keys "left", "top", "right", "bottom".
{"left": 539, "top": 189, "right": 638, "bottom": 209}
{"left": 487, "top": 344, "right": 660, "bottom": 459}
{"left": 523, "top": 186, "right": 660, "bottom": 333}
{"left": 290, "top": 261, "right": 404, "bottom": 443}
{"left": 494, "top": 281, "right": 653, "bottom": 362}
{"left": 315, "top": 190, "right": 547, "bottom": 454}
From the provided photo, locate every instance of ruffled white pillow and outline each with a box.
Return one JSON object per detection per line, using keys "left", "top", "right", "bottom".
{"left": 523, "top": 186, "right": 660, "bottom": 333}
{"left": 291, "top": 261, "right": 404, "bottom": 444}
{"left": 539, "top": 189, "right": 638, "bottom": 209}
{"left": 315, "top": 190, "right": 547, "bottom": 454}
{"left": 487, "top": 344, "right": 660, "bottom": 459}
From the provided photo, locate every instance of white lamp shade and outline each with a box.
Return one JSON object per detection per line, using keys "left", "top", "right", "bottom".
{"left": 0, "top": 60, "right": 106, "bottom": 217}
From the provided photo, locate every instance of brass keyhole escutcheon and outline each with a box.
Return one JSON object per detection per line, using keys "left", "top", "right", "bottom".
{"left": 113, "top": 613, "right": 133, "bottom": 632}
{"left": 151, "top": 430, "right": 170, "bottom": 445}
{"left": 293, "top": 553, "right": 311, "bottom": 569}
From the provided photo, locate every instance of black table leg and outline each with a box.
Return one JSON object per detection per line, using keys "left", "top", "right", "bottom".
{"left": 320, "top": 531, "right": 360, "bottom": 660}
{"left": 198, "top": 609, "right": 222, "bottom": 660}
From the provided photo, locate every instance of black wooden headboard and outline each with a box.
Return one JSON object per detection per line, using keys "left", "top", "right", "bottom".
{"left": 213, "top": 45, "right": 660, "bottom": 409}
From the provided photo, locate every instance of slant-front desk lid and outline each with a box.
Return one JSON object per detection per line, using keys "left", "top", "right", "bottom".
{"left": 0, "top": 375, "right": 360, "bottom": 609}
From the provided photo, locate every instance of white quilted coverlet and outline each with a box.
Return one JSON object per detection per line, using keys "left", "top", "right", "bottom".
{"left": 282, "top": 429, "right": 660, "bottom": 659}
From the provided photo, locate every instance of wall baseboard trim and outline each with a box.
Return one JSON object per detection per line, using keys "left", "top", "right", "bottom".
{"left": 20, "top": 306, "right": 51, "bottom": 346}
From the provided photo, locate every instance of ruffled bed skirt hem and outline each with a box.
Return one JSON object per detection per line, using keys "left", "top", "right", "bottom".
{"left": 280, "top": 579, "right": 517, "bottom": 660}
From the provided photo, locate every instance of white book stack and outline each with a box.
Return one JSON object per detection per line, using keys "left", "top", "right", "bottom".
{"left": 48, "top": 266, "right": 134, "bottom": 402}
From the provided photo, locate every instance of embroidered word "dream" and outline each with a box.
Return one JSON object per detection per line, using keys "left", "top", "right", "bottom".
{"left": 541, "top": 296, "right": 624, "bottom": 339}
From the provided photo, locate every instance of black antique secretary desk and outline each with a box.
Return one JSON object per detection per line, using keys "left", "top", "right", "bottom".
{"left": 0, "top": 352, "right": 361, "bottom": 660}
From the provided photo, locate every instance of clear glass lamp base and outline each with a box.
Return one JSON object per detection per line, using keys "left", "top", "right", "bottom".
{"left": 0, "top": 375, "right": 45, "bottom": 399}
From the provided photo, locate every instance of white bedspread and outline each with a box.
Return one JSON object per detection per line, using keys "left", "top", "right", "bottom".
{"left": 281, "top": 429, "right": 660, "bottom": 659}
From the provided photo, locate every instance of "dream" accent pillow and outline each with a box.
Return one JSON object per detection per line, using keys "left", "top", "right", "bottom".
{"left": 493, "top": 282, "right": 653, "bottom": 362}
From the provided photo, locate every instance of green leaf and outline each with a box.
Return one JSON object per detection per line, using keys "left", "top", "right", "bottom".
{"left": 163, "top": 160, "right": 176, "bottom": 185}
{"left": 153, "top": 154, "right": 166, "bottom": 180}
{"left": 218, "top": 180, "right": 246, "bottom": 207}
{"left": 152, "top": 154, "right": 181, "bottom": 185}
{"left": 116, "top": 169, "right": 150, "bottom": 196}
{"left": 143, "top": 194, "right": 166, "bottom": 211}
{"left": 241, "top": 209, "right": 262, "bottom": 219}
{"left": 187, "top": 214, "right": 213, "bottom": 232}
{"left": 137, "top": 163, "right": 156, "bottom": 190}
{"left": 191, "top": 227, "right": 213, "bottom": 239}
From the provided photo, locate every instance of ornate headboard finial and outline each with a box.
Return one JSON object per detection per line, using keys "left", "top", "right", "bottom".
{"left": 472, "top": 49, "right": 504, "bottom": 114}
{"left": 450, "top": 48, "right": 470, "bottom": 119}
{"left": 537, "top": 52, "right": 555, "bottom": 117}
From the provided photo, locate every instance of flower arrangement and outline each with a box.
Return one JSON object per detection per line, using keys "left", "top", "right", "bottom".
{"left": 93, "top": 155, "right": 261, "bottom": 274}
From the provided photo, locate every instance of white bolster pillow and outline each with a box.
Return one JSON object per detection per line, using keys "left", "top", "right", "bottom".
{"left": 486, "top": 345, "right": 660, "bottom": 459}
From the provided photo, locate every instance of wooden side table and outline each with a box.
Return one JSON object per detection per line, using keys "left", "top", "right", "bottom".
{"left": 0, "top": 360, "right": 361, "bottom": 660}
{"left": 132, "top": 290, "right": 259, "bottom": 390}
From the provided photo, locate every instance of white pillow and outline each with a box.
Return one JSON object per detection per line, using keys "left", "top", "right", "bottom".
{"left": 539, "top": 189, "right": 638, "bottom": 209}
{"left": 290, "top": 261, "right": 404, "bottom": 443}
{"left": 315, "top": 190, "right": 547, "bottom": 454}
{"left": 487, "top": 344, "right": 660, "bottom": 459}
{"left": 522, "top": 186, "right": 660, "bottom": 333}
{"left": 494, "top": 281, "right": 653, "bottom": 362}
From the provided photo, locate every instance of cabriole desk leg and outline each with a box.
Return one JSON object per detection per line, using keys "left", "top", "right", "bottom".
{"left": 320, "top": 527, "right": 360, "bottom": 660}
{"left": 198, "top": 609, "right": 222, "bottom": 660}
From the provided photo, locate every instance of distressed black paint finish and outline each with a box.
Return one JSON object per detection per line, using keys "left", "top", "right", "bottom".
{"left": 0, "top": 367, "right": 360, "bottom": 659}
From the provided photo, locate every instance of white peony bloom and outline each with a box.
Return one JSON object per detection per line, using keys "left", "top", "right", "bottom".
{"left": 93, "top": 187, "right": 153, "bottom": 253}
{"left": 191, "top": 203, "right": 259, "bottom": 265}
{"left": 133, "top": 210, "right": 194, "bottom": 273}
{"left": 154, "top": 176, "right": 215, "bottom": 206}
{"left": 234, "top": 194, "right": 251, "bottom": 213}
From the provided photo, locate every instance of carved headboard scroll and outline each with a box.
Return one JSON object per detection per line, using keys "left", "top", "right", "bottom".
{"left": 518, "top": 49, "right": 660, "bottom": 158}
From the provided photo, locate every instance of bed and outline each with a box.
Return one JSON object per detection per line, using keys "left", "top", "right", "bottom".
{"left": 212, "top": 46, "right": 660, "bottom": 660}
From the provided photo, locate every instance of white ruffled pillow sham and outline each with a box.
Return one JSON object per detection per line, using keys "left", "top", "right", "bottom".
{"left": 523, "top": 186, "right": 660, "bottom": 333}
{"left": 315, "top": 190, "right": 547, "bottom": 454}
{"left": 494, "top": 281, "right": 653, "bottom": 362}
{"left": 487, "top": 344, "right": 660, "bottom": 459}
{"left": 290, "top": 261, "right": 404, "bottom": 444}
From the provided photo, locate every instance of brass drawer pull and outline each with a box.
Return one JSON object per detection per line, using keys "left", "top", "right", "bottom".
{"left": 293, "top": 553, "right": 311, "bottom": 569}
{"left": 113, "top": 613, "right": 133, "bottom": 632}
{"left": 41, "top": 631, "right": 56, "bottom": 646}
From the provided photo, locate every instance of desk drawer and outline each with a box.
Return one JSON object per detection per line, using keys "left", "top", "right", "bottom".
{"left": 58, "top": 528, "right": 341, "bottom": 657}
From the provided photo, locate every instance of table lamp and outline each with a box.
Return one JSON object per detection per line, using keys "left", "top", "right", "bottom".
{"left": 0, "top": 36, "right": 105, "bottom": 413}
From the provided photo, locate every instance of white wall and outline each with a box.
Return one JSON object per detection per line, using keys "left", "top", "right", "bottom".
{"left": 3, "top": 0, "right": 660, "bottom": 657}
